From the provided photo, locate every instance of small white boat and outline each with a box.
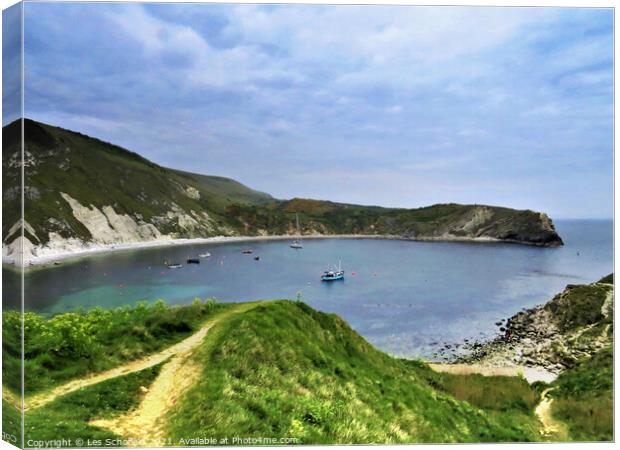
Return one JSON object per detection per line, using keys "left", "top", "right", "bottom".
{"left": 167, "top": 263, "right": 183, "bottom": 269}
{"left": 198, "top": 252, "right": 211, "bottom": 258}
{"left": 290, "top": 213, "right": 303, "bottom": 249}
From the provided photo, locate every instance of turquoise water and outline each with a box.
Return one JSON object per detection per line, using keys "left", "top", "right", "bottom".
{"left": 7, "top": 219, "right": 613, "bottom": 359}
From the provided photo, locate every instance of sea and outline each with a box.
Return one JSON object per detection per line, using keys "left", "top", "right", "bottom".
{"left": 3, "top": 219, "right": 612, "bottom": 360}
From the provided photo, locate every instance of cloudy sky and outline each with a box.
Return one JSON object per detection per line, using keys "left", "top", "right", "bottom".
{"left": 7, "top": 3, "right": 614, "bottom": 218}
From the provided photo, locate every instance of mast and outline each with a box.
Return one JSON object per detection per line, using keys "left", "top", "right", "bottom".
{"left": 296, "top": 213, "right": 302, "bottom": 243}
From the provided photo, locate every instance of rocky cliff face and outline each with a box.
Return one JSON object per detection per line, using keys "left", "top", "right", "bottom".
{"left": 459, "top": 276, "right": 613, "bottom": 374}
{"left": 2, "top": 119, "right": 563, "bottom": 263}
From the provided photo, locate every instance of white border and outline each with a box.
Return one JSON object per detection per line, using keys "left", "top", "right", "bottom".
{"left": 0, "top": 2, "right": 616, "bottom": 450}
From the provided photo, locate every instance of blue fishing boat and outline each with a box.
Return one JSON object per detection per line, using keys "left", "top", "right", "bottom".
{"left": 321, "top": 260, "right": 344, "bottom": 281}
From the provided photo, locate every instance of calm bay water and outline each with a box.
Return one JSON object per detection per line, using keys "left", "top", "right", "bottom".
{"left": 6, "top": 220, "right": 613, "bottom": 359}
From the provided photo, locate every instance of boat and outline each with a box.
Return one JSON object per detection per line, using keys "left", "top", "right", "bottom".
{"left": 254, "top": 256, "right": 260, "bottom": 261}
{"left": 242, "top": 249, "right": 253, "bottom": 254}
{"left": 167, "top": 263, "right": 183, "bottom": 269}
{"left": 321, "top": 260, "right": 344, "bottom": 281}
{"left": 290, "top": 213, "right": 303, "bottom": 249}
{"left": 187, "top": 258, "right": 200, "bottom": 264}
{"left": 198, "top": 252, "right": 211, "bottom": 258}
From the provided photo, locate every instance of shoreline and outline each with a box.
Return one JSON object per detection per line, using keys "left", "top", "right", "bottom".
{"left": 452, "top": 280, "right": 613, "bottom": 379}
{"left": 5, "top": 234, "right": 402, "bottom": 269}
{"left": 4, "top": 233, "right": 554, "bottom": 270}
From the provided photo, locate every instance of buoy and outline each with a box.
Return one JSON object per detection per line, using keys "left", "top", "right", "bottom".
{"left": 352, "top": 272, "right": 356, "bottom": 276}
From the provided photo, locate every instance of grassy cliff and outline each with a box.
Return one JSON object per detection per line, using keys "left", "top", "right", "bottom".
{"left": 3, "top": 119, "right": 563, "bottom": 260}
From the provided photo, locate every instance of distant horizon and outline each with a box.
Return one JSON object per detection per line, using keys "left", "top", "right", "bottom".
{"left": 3, "top": 3, "right": 613, "bottom": 219}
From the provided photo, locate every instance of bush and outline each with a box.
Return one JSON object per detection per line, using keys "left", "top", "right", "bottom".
{"left": 550, "top": 346, "right": 613, "bottom": 441}
{"left": 2, "top": 298, "right": 231, "bottom": 394}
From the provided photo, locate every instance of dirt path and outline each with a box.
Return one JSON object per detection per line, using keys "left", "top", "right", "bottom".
{"left": 25, "top": 302, "right": 260, "bottom": 411}
{"left": 429, "top": 363, "right": 557, "bottom": 384}
{"left": 90, "top": 302, "right": 260, "bottom": 445}
{"left": 535, "top": 388, "right": 565, "bottom": 437}
{"left": 90, "top": 341, "right": 203, "bottom": 446}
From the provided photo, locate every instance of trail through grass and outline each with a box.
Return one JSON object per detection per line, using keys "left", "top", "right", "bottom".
{"left": 24, "top": 365, "right": 163, "bottom": 447}
{"left": 89, "top": 302, "right": 262, "bottom": 445}
{"left": 25, "top": 302, "right": 261, "bottom": 411}
{"left": 535, "top": 388, "right": 566, "bottom": 439}
{"left": 3, "top": 298, "right": 232, "bottom": 394}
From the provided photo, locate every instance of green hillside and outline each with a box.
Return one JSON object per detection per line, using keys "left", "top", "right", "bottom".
{"left": 166, "top": 301, "right": 542, "bottom": 443}
{"left": 8, "top": 300, "right": 544, "bottom": 445}
{"left": 2, "top": 119, "right": 272, "bottom": 247}
{"left": 2, "top": 119, "right": 563, "bottom": 254}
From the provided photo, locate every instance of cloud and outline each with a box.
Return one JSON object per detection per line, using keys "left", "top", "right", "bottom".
{"left": 3, "top": 3, "right": 22, "bottom": 125}
{"left": 21, "top": 3, "right": 613, "bottom": 218}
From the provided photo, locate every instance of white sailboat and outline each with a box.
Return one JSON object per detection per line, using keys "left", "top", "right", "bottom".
{"left": 290, "top": 213, "right": 303, "bottom": 249}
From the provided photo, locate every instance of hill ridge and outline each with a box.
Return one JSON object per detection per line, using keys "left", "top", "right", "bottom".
{"left": 2, "top": 119, "right": 563, "bottom": 265}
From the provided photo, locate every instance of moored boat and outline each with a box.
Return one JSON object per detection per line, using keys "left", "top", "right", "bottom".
{"left": 290, "top": 212, "right": 303, "bottom": 249}
{"left": 321, "top": 260, "right": 344, "bottom": 281}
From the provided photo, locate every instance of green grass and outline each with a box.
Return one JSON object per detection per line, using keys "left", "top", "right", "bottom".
{"left": 544, "top": 283, "right": 612, "bottom": 332}
{"left": 550, "top": 346, "right": 613, "bottom": 441}
{"left": 2, "top": 397, "right": 22, "bottom": 447}
{"left": 5, "top": 296, "right": 613, "bottom": 444}
{"left": 412, "top": 361, "right": 540, "bottom": 412}
{"left": 23, "top": 364, "right": 162, "bottom": 447}
{"left": 166, "top": 301, "right": 542, "bottom": 444}
{"left": 2, "top": 298, "right": 231, "bottom": 395}
{"left": 405, "top": 360, "right": 542, "bottom": 440}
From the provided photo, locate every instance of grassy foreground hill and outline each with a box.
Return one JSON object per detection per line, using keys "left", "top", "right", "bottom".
{"left": 3, "top": 119, "right": 563, "bottom": 263}
{"left": 3, "top": 277, "right": 613, "bottom": 445}
{"left": 5, "top": 300, "right": 543, "bottom": 445}
{"left": 164, "top": 301, "right": 543, "bottom": 444}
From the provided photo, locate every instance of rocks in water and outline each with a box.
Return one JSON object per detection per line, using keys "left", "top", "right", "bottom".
{"left": 453, "top": 281, "right": 613, "bottom": 375}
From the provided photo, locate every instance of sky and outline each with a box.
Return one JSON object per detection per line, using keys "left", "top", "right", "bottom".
{"left": 5, "top": 3, "right": 614, "bottom": 218}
